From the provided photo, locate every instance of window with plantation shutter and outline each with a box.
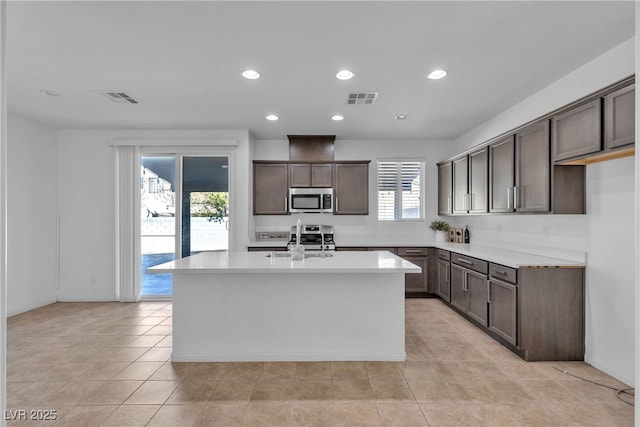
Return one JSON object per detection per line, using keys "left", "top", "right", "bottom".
{"left": 377, "top": 160, "right": 424, "bottom": 221}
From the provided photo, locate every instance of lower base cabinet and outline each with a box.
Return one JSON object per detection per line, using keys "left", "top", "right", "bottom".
{"left": 397, "top": 247, "right": 429, "bottom": 295}
{"left": 488, "top": 278, "right": 517, "bottom": 346}
{"left": 436, "top": 259, "right": 451, "bottom": 301}
{"left": 450, "top": 264, "right": 488, "bottom": 325}
{"left": 442, "top": 252, "right": 584, "bottom": 361}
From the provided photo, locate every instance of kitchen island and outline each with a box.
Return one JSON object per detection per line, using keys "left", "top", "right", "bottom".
{"left": 148, "top": 250, "right": 421, "bottom": 362}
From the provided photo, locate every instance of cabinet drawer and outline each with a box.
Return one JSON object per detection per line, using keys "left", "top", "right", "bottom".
{"left": 452, "top": 254, "right": 488, "bottom": 274}
{"left": 398, "top": 247, "right": 428, "bottom": 256}
{"left": 489, "top": 263, "right": 517, "bottom": 283}
{"left": 437, "top": 249, "right": 451, "bottom": 261}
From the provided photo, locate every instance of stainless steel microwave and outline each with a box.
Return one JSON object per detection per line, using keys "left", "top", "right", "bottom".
{"left": 289, "top": 188, "right": 333, "bottom": 213}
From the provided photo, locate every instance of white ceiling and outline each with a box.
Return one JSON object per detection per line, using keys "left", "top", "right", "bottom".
{"left": 6, "top": 1, "right": 636, "bottom": 140}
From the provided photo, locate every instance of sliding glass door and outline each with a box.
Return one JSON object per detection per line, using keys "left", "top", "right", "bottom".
{"left": 140, "top": 154, "right": 229, "bottom": 299}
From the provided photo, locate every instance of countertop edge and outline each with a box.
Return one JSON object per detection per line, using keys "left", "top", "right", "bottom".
{"left": 247, "top": 241, "right": 585, "bottom": 268}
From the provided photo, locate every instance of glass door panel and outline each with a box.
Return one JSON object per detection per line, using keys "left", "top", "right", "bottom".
{"left": 181, "top": 156, "right": 229, "bottom": 257}
{"left": 140, "top": 156, "right": 176, "bottom": 297}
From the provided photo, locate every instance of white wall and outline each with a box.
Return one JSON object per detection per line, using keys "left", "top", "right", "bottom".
{"left": 586, "top": 157, "right": 635, "bottom": 384}
{"left": 7, "top": 114, "right": 58, "bottom": 315}
{"left": 451, "top": 37, "right": 636, "bottom": 157}
{"left": 253, "top": 138, "right": 452, "bottom": 243}
{"left": 57, "top": 129, "right": 252, "bottom": 302}
{"left": 448, "top": 38, "right": 636, "bottom": 386}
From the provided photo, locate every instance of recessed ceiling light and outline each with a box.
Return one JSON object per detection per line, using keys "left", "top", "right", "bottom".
{"left": 40, "top": 89, "right": 61, "bottom": 97}
{"left": 331, "top": 115, "right": 344, "bottom": 121}
{"left": 242, "top": 70, "right": 260, "bottom": 80}
{"left": 266, "top": 114, "right": 279, "bottom": 121}
{"left": 395, "top": 114, "right": 409, "bottom": 120}
{"left": 336, "top": 70, "right": 355, "bottom": 80}
{"left": 427, "top": 69, "right": 447, "bottom": 80}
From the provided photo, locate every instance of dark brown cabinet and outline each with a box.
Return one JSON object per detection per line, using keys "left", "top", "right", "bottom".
{"left": 451, "top": 156, "right": 468, "bottom": 214}
{"left": 605, "top": 84, "right": 635, "bottom": 150}
{"left": 450, "top": 255, "right": 488, "bottom": 326}
{"left": 253, "top": 162, "right": 289, "bottom": 215}
{"left": 334, "top": 162, "right": 369, "bottom": 215}
{"left": 515, "top": 120, "right": 550, "bottom": 212}
{"left": 435, "top": 250, "right": 451, "bottom": 301}
{"left": 489, "top": 136, "right": 515, "bottom": 213}
{"left": 450, "top": 148, "right": 488, "bottom": 214}
{"left": 468, "top": 148, "right": 489, "bottom": 213}
{"left": 397, "top": 247, "right": 429, "bottom": 294}
{"left": 437, "top": 162, "right": 452, "bottom": 215}
{"left": 488, "top": 263, "right": 517, "bottom": 346}
{"left": 442, "top": 119, "right": 583, "bottom": 215}
{"left": 552, "top": 81, "right": 634, "bottom": 165}
{"left": 442, "top": 249, "right": 584, "bottom": 361}
{"left": 289, "top": 163, "right": 333, "bottom": 188}
{"left": 552, "top": 99, "right": 602, "bottom": 162}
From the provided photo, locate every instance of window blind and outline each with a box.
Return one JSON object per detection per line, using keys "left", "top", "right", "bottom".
{"left": 377, "top": 161, "right": 424, "bottom": 221}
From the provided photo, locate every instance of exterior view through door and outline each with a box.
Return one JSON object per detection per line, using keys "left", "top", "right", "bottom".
{"left": 140, "top": 155, "right": 229, "bottom": 297}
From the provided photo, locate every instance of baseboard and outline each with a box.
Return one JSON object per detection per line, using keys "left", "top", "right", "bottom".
{"left": 171, "top": 351, "right": 407, "bottom": 362}
{"left": 585, "top": 354, "right": 635, "bottom": 387}
{"left": 7, "top": 298, "right": 57, "bottom": 317}
{"left": 54, "top": 297, "right": 117, "bottom": 303}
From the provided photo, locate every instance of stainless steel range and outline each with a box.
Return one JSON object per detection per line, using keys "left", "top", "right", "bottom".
{"left": 287, "top": 225, "right": 335, "bottom": 251}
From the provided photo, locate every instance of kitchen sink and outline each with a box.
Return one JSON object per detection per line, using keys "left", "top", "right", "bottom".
{"left": 266, "top": 252, "right": 333, "bottom": 258}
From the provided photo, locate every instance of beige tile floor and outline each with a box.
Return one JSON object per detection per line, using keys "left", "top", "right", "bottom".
{"left": 5, "top": 298, "right": 634, "bottom": 426}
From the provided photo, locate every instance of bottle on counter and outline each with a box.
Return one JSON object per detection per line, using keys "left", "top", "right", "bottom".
{"left": 464, "top": 225, "right": 470, "bottom": 244}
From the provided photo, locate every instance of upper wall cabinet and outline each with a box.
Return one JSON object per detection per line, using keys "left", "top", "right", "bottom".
{"left": 289, "top": 163, "right": 333, "bottom": 188}
{"left": 488, "top": 136, "right": 515, "bottom": 213}
{"left": 468, "top": 148, "right": 489, "bottom": 214}
{"left": 515, "top": 121, "right": 550, "bottom": 212}
{"left": 605, "top": 84, "right": 635, "bottom": 150}
{"left": 451, "top": 148, "right": 488, "bottom": 214}
{"left": 552, "top": 99, "right": 602, "bottom": 162}
{"left": 253, "top": 162, "right": 289, "bottom": 215}
{"left": 437, "top": 162, "right": 452, "bottom": 215}
{"left": 438, "top": 77, "right": 636, "bottom": 216}
{"left": 451, "top": 155, "right": 469, "bottom": 214}
{"left": 440, "top": 119, "right": 584, "bottom": 215}
{"left": 334, "top": 162, "right": 369, "bottom": 215}
{"left": 553, "top": 82, "right": 635, "bottom": 165}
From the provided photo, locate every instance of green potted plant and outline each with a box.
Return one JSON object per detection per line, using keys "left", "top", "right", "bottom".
{"left": 430, "top": 220, "right": 450, "bottom": 242}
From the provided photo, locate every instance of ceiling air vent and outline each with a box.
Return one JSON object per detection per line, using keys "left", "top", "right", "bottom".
{"left": 347, "top": 91, "right": 379, "bottom": 105}
{"left": 97, "top": 91, "right": 141, "bottom": 104}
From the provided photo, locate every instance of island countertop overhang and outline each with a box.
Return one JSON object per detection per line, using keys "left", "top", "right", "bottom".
{"left": 148, "top": 250, "right": 422, "bottom": 274}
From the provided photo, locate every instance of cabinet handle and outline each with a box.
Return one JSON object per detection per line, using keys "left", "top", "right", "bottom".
{"left": 463, "top": 193, "right": 470, "bottom": 211}
{"left": 494, "top": 269, "right": 507, "bottom": 276}
{"left": 447, "top": 196, "right": 452, "bottom": 212}
{"left": 507, "top": 187, "right": 513, "bottom": 210}
{"left": 285, "top": 197, "right": 288, "bottom": 212}
{"left": 457, "top": 258, "right": 473, "bottom": 266}
{"left": 463, "top": 273, "right": 468, "bottom": 292}
{"left": 487, "top": 282, "right": 492, "bottom": 303}
{"left": 404, "top": 249, "right": 422, "bottom": 254}
{"left": 335, "top": 197, "right": 339, "bottom": 212}
{"left": 513, "top": 186, "right": 519, "bottom": 209}
{"left": 446, "top": 267, "right": 450, "bottom": 283}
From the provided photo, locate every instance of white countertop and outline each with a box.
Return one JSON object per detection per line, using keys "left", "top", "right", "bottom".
{"left": 430, "top": 242, "right": 584, "bottom": 268}
{"left": 148, "top": 250, "right": 422, "bottom": 274}
{"left": 248, "top": 240, "right": 585, "bottom": 268}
